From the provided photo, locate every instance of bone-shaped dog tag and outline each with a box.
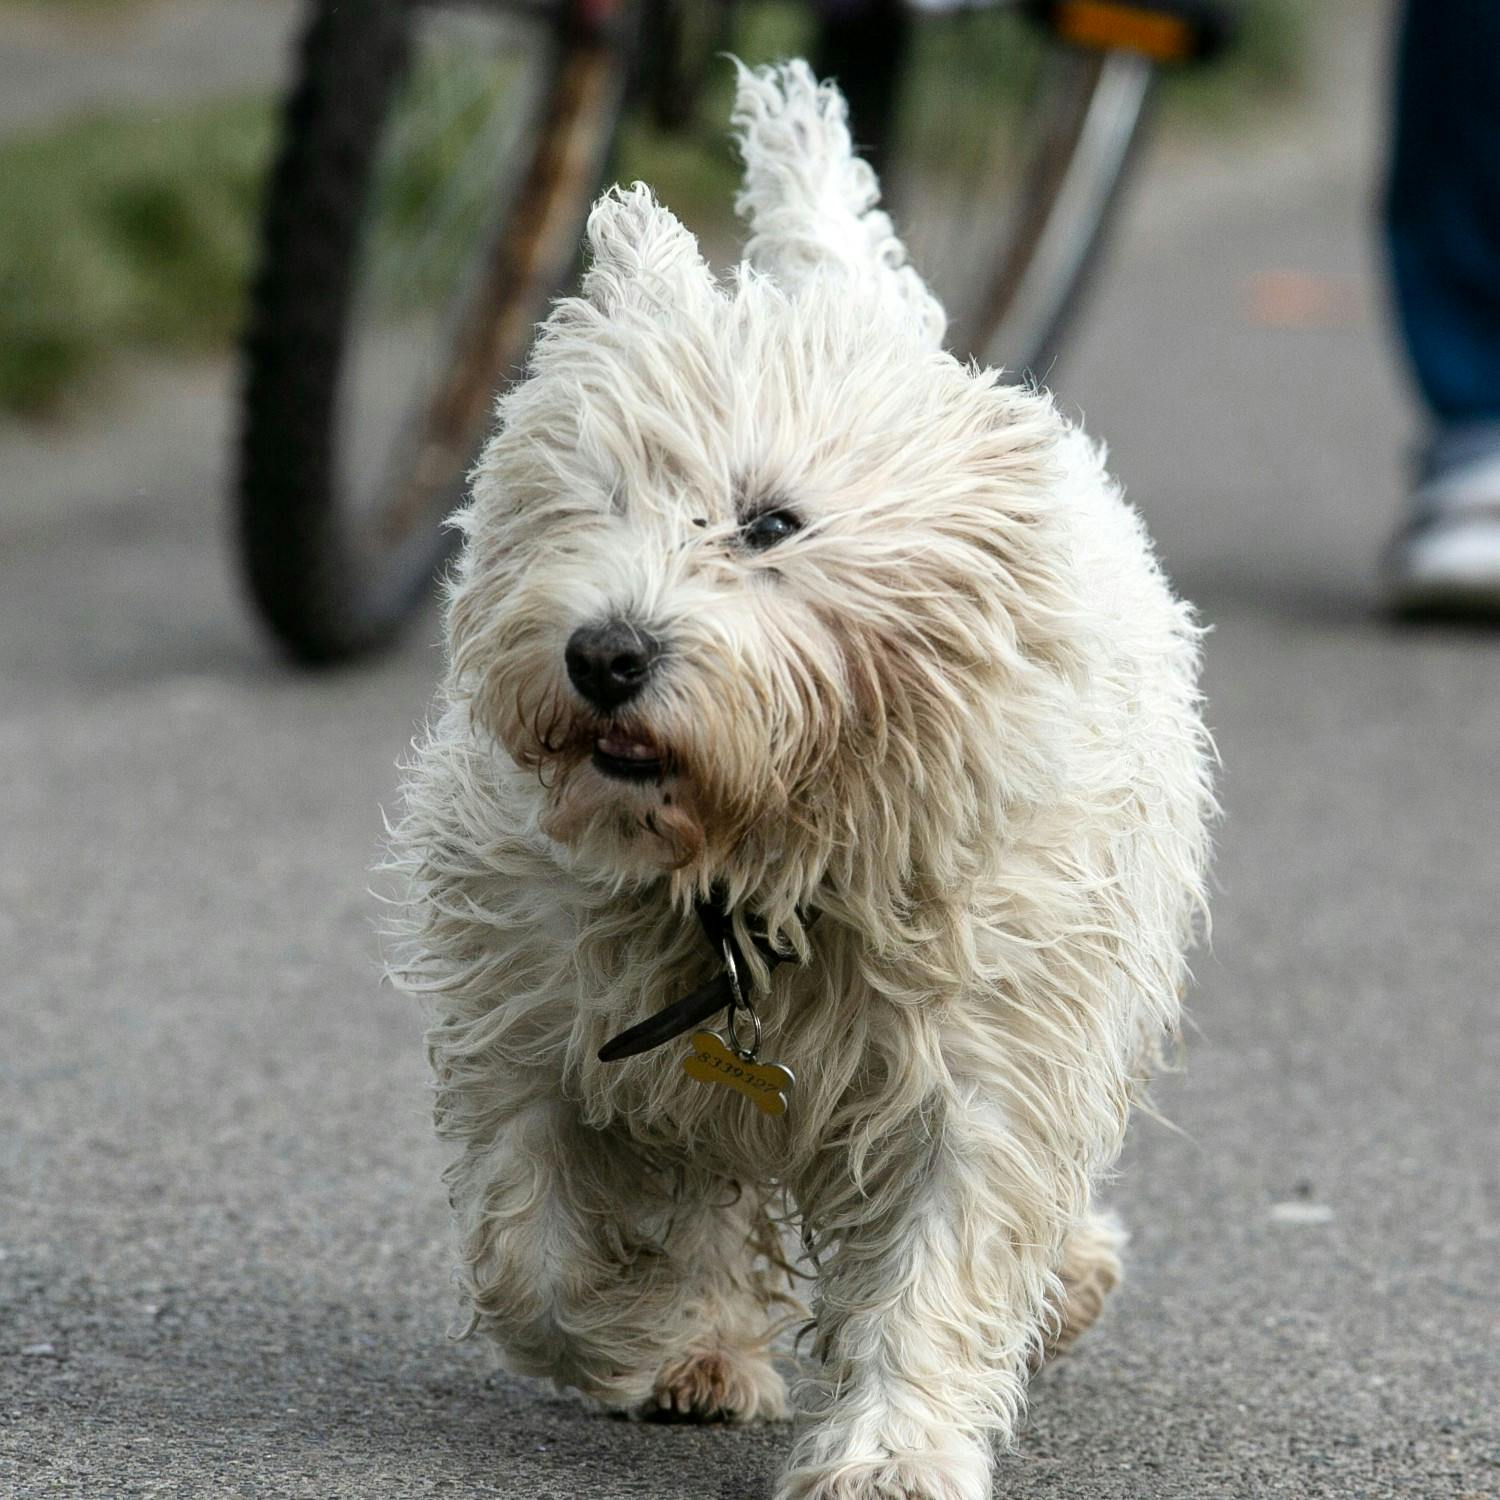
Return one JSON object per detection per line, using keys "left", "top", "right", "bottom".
{"left": 682, "top": 1031, "right": 794, "bottom": 1116}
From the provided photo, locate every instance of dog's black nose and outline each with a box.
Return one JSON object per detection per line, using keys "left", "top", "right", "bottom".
{"left": 565, "top": 620, "right": 661, "bottom": 711}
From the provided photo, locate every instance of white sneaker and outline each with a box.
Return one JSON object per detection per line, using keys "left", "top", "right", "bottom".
{"left": 1387, "top": 444, "right": 1500, "bottom": 618}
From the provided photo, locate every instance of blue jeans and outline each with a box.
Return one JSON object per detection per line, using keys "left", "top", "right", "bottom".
{"left": 1387, "top": 0, "right": 1500, "bottom": 436}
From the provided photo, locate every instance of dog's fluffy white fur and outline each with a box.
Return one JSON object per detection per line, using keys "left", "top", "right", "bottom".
{"left": 390, "top": 60, "right": 1213, "bottom": 1500}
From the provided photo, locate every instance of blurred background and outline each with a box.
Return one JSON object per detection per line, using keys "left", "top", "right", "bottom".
{"left": 0, "top": 0, "right": 1300, "bottom": 423}
{"left": 2, "top": 2, "right": 1496, "bottom": 1498}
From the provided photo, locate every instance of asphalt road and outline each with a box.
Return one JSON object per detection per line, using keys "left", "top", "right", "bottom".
{"left": 2, "top": 6, "right": 1497, "bottom": 1497}
{"left": 0, "top": 0, "right": 296, "bottom": 135}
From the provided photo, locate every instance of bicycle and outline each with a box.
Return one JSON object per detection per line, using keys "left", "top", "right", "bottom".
{"left": 237, "top": 0, "right": 1234, "bottom": 665}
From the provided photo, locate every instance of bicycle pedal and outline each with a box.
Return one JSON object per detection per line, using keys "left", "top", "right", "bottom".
{"left": 1023, "top": 0, "right": 1237, "bottom": 65}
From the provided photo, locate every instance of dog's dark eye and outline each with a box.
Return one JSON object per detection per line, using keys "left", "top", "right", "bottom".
{"left": 739, "top": 508, "right": 801, "bottom": 551}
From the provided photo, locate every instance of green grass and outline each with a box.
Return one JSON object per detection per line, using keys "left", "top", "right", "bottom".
{"left": 0, "top": 95, "right": 274, "bottom": 414}
{"left": 1160, "top": 0, "right": 1306, "bottom": 121}
{"left": 0, "top": 0, "right": 1304, "bottom": 419}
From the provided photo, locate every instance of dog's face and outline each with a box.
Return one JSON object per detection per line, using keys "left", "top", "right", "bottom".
{"left": 450, "top": 190, "right": 1078, "bottom": 928}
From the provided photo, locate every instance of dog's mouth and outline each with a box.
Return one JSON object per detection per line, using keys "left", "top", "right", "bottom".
{"left": 591, "top": 726, "right": 668, "bottom": 784}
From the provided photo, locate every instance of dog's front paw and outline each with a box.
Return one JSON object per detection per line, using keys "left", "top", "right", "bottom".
{"left": 775, "top": 1452, "right": 989, "bottom": 1500}
{"left": 1040, "top": 1210, "right": 1126, "bottom": 1364}
{"left": 643, "top": 1341, "right": 788, "bottom": 1424}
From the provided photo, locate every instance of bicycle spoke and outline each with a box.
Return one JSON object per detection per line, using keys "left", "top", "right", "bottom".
{"left": 339, "top": 9, "right": 555, "bottom": 525}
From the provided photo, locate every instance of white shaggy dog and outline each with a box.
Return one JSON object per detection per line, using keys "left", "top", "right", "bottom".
{"left": 391, "top": 60, "right": 1213, "bottom": 1500}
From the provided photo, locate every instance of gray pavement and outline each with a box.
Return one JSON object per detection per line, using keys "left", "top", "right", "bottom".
{"left": 0, "top": 0, "right": 297, "bottom": 136}
{"left": 2, "top": 3, "right": 1498, "bottom": 1496}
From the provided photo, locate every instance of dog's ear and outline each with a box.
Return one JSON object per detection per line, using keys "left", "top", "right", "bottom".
{"left": 731, "top": 59, "right": 945, "bottom": 350}
{"left": 581, "top": 182, "right": 716, "bottom": 316}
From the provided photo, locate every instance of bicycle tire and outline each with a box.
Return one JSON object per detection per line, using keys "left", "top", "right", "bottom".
{"left": 814, "top": 2, "right": 1156, "bottom": 381}
{"left": 964, "top": 41, "right": 1155, "bottom": 377}
{"left": 239, "top": 0, "right": 630, "bottom": 665}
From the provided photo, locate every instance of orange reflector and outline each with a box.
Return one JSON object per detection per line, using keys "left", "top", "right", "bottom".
{"left": 1053, "top": 1, "right": 1196, "bottom": 61}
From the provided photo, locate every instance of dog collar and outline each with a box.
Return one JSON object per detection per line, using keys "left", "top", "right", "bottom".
{"left": 595, "top": 897, "right": 800, "bottom": 1063}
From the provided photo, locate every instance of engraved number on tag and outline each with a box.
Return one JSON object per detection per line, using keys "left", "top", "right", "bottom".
{"left": 682, "top": 1031, "right": 794, "bottom": 1116}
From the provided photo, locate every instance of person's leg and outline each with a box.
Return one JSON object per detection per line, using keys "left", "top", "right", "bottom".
{"left": 1384, "top": 0, "right": 1500, "bottom": 613}
{"left": 1388, "top": 0, "right": 1500, "bottom": 425}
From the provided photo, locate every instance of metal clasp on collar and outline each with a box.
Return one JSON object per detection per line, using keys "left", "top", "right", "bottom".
{"left": 720, "top": 938, "right": 762, "bottom": 1061}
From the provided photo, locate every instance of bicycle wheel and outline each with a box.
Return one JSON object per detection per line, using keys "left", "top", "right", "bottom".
{"left": 815, "top": 0, "right": 1207, "bottom": 379}
{"left": 239, "top": 0, "right": 631, "bottom": 665}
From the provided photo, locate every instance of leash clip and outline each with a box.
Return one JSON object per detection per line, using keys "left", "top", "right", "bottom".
{"left": 720, "top": 939, "right": 763, "bottom": 1062}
